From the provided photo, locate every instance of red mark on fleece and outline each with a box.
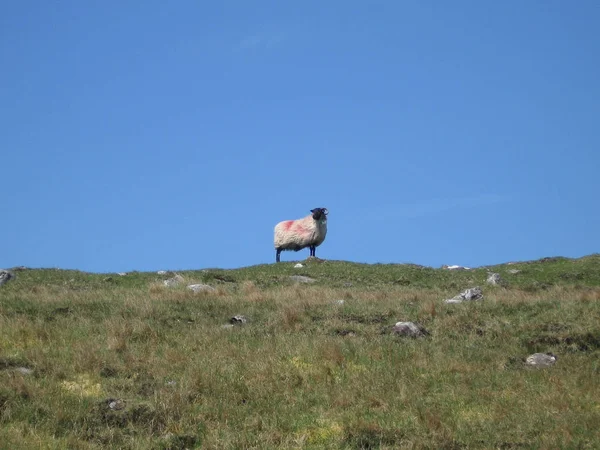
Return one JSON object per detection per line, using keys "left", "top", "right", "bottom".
{"left": 283, "top": 221, "right": 294, "bottom": 231}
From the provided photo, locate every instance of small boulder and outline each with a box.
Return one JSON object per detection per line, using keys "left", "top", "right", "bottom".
{"left": 230, "top": 315, "right": 248, "bottom": 325}
{"left": 486, "top": 272, "right": 504, "bottom": 286}
{"left": 508, "top": 269, "right": 521, "bottom": 275}
{"left": 392, "top": 321, "right": 429, "bottom": 338}
{"left": 443, "top": 265, "right": 470, "bottom": 271}
{"left": 117, "top": 272, "right": 127, "bottom": 277}
{"left": 444, "top": 287, "right": 483, "bottom": 304}
{"left": 0, "top": 270, "right": 15, "bottom": 286}
{"left": 164, "top": 274, "right": 184, "bottom": 287}
{"left": 157, "top": 270, "right": 167, "bottom": 275}
{"left": 525, "top": 353, "right": 557, "bottom": 368}
{"left": 107, "top": 398, "right": 126, "bottom": 411}
{"left": 14, "top": 367, "right": 34, "bottom": 375}
{"left": 289, "top": 275, "right": 316, "bottom": 283}
{"left": 294, "top": 263, "right": 304, "bottom": 268}
{"left": 187, "top": 284, "right": 216, "bottom": 293}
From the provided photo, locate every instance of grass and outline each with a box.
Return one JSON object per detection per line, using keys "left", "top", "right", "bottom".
{"left": 1, "top": 255, "right": 599, "bottom": 449}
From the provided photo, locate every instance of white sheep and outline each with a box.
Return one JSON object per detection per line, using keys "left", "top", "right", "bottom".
{"left": 274, "top": 208, "right": 328, "bottom": 262}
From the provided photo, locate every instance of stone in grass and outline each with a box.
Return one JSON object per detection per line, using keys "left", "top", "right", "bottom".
{"left": 14, "top": 367, "right": 34, "bottom": 375}
{"left": 163, "top": 274, "right": 184, "bottom": 287}
{"left": 289, "top": 275, "right": 316, "bottom": 283}
{"left": 294, "top": 263, "right": 304, "bottom": 268}
{"left": 0, "top": 270, "right": 15, "bottom": 286}
{"left": 230, "top": 315, "right": 248, "bottom": 325}
{"left": 392, "top": 321, "right": 429, "bottom": 338}
{"left": 526, "top": 353, "right": 557, "bottom": 368}
{"left": 508, "top": 269, "right": 521, "bottom": 274}
{"left": 187, "top": 284, "right": 216, "bottom": 293}
{"left": 444, "top": 287, "right": 483, "bottom": 304}
{"left": 486, "top": 272, "right": 504, "bottom": 286}
{"left": 157, "top": 270, "right": 167, "bottom": 275}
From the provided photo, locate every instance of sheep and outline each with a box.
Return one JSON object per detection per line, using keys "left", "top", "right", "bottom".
{"left": 274, "top": 208, "right": 328, "bottom": 263}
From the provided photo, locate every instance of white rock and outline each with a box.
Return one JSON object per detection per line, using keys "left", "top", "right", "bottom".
{"left": 187, "top": 284, "right": 216, "bottom": 293}
{"left": 526, "top": 353, "right": 557, "bottom": 368}
{"left": 393, "top": 321, "right": 429, "bottom": 337}
{"left": 163, "top": 274, "right": 184, "bottom": 287}
{"left": 157, "top": 270, "right": 167, "bottom": 275}
{"left": 444, "top": 265, "right": 471, "bottom": 271}
{"left": 486, "top": 273, "right": 504, "bottom": 285}
{"left": 294, "top": 263, "right": 304, "bottom": 268}
{"left": 118, "top": 272, "right": 127, "bottom": 277}
{"left": 444, "top": 287, "right": 483, "bottom": 304}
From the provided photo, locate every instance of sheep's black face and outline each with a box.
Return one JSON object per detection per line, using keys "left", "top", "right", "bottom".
{"left": 311, "top": 208, "right": 328, "bottom": 221}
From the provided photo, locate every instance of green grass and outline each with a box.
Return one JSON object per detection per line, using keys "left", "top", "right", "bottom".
{"left": 1, "top": 255, "right": 600, "bottom": 449}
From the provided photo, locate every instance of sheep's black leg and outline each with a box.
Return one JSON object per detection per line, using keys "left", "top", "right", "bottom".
{"left": 276, "top": 248, "right": 281, "bottom": 263}
{"left": 309, "top": 245, "right": 315, "bottom": 257}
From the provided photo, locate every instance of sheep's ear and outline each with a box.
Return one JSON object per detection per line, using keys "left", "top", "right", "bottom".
{"left": 323, "top": 208, "right": 328, "bottom": 215}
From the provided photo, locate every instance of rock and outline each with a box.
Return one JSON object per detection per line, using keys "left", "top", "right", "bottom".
{"left": 289, "top": 275, "right": 316, "bottom": 283}
{"left": 444, "top": 287, "right": 483, "bottom": 304}
{"left": 221, "top": 324, "right": 235, "bottom": 330}
{"left": 157, "top": 270, "right": 167, "bottom": 275}
{"left": 107, "top": 398, "right": 126, "bottom": 410}
{"left": 526, "top": 353, "right": 557, "bottom": 368}
{"left": 14, "top": 367, "right": 33, "bottom": 375}
{"left": 230, "top": 315, "right": 248, "bottom": 325}
{"left": 392, "top": 321, "right": 429, "bottom": 337}
{"left": 117, "top": 272, "right": 127, "bottom": 276}
{"left": 165, "top": 380, "right": 177, "bottom": 387}
{"left": 343, "top": 282, "right": 353, "bottom": 288}
{"left": 187, "top": 284, "right": 216, "bottom": 293}
{"left": 443, "top": 265, "right": 470, "bottom": 271}
{"left": 333, "top": 299, "right": 345, "bottom": 305}
{"left": 0, "top": 270, "right": 15, "bottom": 286}
{"left": 508, "top": 269, "right": 521, "bottom": 274}
{"left": 486, "top": 272, "right": 504, "bottom": 286}
{"left": 294, "top": 263, "right": 304, "bottom": 268}
{"left": 164, "top": 274, "right": 184, "bottom": 287}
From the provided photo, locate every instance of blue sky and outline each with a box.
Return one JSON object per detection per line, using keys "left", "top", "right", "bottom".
{"left": 1, "top": 1, "right": 599, "bottom": 272}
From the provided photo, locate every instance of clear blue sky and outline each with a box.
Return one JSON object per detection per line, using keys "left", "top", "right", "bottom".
{"left": 2, "top": 1, "right": 599, "bottom": 273}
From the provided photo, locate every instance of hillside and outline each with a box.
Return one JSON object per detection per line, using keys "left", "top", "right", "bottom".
{"left": 1, "top": 255, "right": 599, "bottom": 449}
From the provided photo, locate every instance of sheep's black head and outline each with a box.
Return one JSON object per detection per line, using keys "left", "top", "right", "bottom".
{"left": 311, "top": 208, "right": 328, "bottom": 221}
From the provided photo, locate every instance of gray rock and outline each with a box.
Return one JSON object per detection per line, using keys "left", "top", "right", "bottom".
{"left": 508, "top": 269, "right": 521, "bottom": 274}
{"left": 294, "top": 263, "right": 304, "bottom": 268}
{"left": 392, "top": 321, "right": 429, "bottom": 337}
{"left": 486, "top": 272, "right": 504, "bottom": 286}
{"left": 526, "top": 353, "right": 557, "bottom": 368}
{"left": 164, "top": 274, "right": 184, "bottom": 287}
{"left": 117, "top": 272, "right": 127, "bottom": 277}
{"left": 157, "top": 270, "right": 167, "bottom": 275}
{"left": 106, "top": 398, "right": 126, "bottom": 410}
{"left": 221, "top": 324, "right": 235, "bottom": 330}
{"left": 230, "top": 315, "right": 248, "bottom": 325}
{"left": 333, "top": 299, "right": 345, "bottom": 305}
{"left": 289, "top": 275, "right": 316, "bottom": 283}
{"left": 0, "top": 270, "right": 15, "bottom": 286}
{"left": 187, "top": 283, "right": 216, "bottom": 293}
{"left": 443, "top": 265, "right": 470, "bottom": 271}
{"left": 343, "top": 282, "right": 353, "bottom": 288}
{"left": 444, "top": 287, "right": 483, "bottom": 304}
{"left": 14, "top": 367, "right": 33, "bottom": 375}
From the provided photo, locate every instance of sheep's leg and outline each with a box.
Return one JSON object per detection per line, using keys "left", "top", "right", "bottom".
{"left": 276, "top": 248, "right": 282, "bottom": 263}
{"left": 309, "top": 245, "right": 315, "bottom": 257}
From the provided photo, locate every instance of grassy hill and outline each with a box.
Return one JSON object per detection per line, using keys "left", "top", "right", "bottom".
{"left": 1, "top": 255, "right": 599, "bottom": 449}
